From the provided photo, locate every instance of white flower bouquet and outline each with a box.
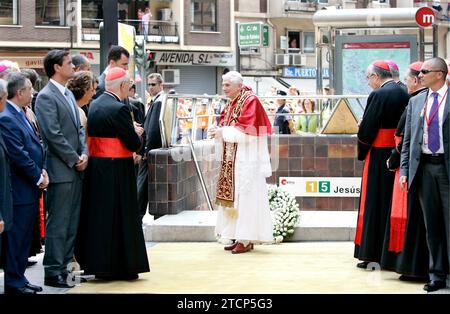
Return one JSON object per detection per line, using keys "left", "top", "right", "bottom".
{"left": 268, "top": 185, "right": 301, "bottom": 243}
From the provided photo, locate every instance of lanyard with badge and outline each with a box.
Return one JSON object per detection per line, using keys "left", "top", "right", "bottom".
{"left": 422, "top": 89, "right": 448, "bottom": 146}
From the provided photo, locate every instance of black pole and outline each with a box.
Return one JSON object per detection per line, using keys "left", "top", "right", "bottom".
{"left": 100, "top": 0, "right": 118, "bottom": 72}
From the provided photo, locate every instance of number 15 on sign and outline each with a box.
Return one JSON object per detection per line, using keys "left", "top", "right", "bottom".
{"left": 306, "top": 181, "right": 330, "bottom": 193}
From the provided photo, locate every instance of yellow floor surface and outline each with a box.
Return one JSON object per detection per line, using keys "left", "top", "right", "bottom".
{"left": 70, "top": 242, "right": 425, "bottom": 294}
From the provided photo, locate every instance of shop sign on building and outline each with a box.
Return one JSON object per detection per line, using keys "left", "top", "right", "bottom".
{"left": 284, "top": 67, "right": 330, "bottom": 78}
{"left": 155, "top": 52, "right": 234, "bottom": 66}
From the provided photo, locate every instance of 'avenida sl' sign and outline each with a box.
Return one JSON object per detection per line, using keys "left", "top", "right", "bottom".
{"left": 279, "top": 177, "right": 361, "bottom": 197}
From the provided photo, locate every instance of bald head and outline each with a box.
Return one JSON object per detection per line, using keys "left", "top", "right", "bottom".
{"left": 428, "top": 57, "right": 448, "bottom": 73}
{"left": 419, "top": 57, "right": 448, "bottom": 91}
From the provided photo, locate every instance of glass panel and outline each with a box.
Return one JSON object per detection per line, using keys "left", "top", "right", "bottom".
{"left": 303, "top": 32, "right": 315, "bottom": 53}
{"left": 81, "top": 0, "right": 102, "bottom": 29}
{"left": 36, "top": 0, "right": 66, "bottom": 26}
{"left": 191, "top": 0, "right": 216, "bottom": 31}
{"left": 0, "top": 0, "right": 19, "bottom": 25}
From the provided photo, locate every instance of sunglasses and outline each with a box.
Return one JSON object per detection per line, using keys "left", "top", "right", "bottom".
{"left": 420, "top": 69, "right": 445, "bottom": 75}
{"left": 148, "top": 83, "right": 158, "bottom": 86}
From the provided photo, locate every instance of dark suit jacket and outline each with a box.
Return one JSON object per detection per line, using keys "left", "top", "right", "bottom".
{"left": 0, "top": 130, "right": 13, "bottom": 231}
{"left": 129, "top": 98, "right": 145, "bottom": 125}
{"left": 94, "top": 72, "right": 106, "bottom": 100}
{"left": 35, "top": 81, "right": 88, "bottom": 183}
{"left": 141, "top": 93, "right": 163, "bottom": 156}
{"left": 0, "top": 102, "right": 45, "bottom": 205}
{"left": 88, "top": 92, "right": 142, "bottom": 152}
{"left": 94, "top": 72, "right": 143, "bottom": 125}
{"left": 401, "top": 85, "right": 450, "bottom": 188}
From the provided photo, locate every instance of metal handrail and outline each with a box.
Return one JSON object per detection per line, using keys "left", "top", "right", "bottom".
{"left": 163, "top": 94, "right": 369, "bottom": 147}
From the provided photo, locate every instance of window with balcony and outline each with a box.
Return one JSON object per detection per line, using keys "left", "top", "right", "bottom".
{"left": 191, "top": 0, "right": 217, "bottom": 32}
{"left": 36, "top": 0, "right": 67, "bottom": 26}
{"left": 0, "top": 0, "right": 19, "bottom": 25}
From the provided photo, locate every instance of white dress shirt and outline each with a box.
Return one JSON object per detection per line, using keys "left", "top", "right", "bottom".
{"left": 422, "top": 83, "right": 448, "bottom": 154}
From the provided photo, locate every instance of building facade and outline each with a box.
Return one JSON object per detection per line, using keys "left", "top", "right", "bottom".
{"left": 0, "top": 0, "right": 234, "bottom": 95}
{"left": 0, "top": 0, "right": 448, "bottom": 94}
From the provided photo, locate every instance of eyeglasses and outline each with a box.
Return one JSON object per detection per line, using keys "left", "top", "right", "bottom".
{"left": 366, "top": 73, "right": 375, "bottom": 80}
{"left": 420, "top": 69, "right": 445, "bottom": 75}
{"left": 148, "top": 83, "right": 158, "bottom": 86}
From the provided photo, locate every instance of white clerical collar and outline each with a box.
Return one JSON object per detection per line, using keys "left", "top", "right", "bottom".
{"left": 104, "top": 91, "right": 121, "bottom": 101}
{"left": 380, "top": 79, "right": 394, "bottom": 88}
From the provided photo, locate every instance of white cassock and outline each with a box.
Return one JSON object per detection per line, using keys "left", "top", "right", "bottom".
{"left": 214, "top": 126, "right": 273, "bottom": 243}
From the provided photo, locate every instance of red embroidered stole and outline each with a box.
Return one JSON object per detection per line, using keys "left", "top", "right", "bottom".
{"left": 215, "top": 89, "right": 253, "bottom": 208}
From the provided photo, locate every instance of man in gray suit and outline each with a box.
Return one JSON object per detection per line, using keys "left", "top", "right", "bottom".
{"left": 35, "top": 50, "right": 88, "bottom": 289}
{"left": 400, "top": 57, "right": 449, "bottom": 292}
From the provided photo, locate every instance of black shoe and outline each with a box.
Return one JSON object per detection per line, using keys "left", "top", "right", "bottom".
{"left": 356, "top": 261, "right": 370, "bottom": 269}
{"left": 5, "top": 285, "right": 36, "bottom": 295}
{"left": 27, "top": 260, "right": 38, "bottom": 267}
{"left": 423, "top": 280, "right": 447, "bottom": 292}
{"left": 44, "top": 275, "right": 74, "bottom": 288}
{"left": 25, "top": 282, "right": 43, "bottom": 292}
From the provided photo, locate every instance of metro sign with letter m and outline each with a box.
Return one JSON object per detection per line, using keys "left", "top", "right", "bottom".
{"left": 415, "top": 7, "right": 435, "bottom": 27}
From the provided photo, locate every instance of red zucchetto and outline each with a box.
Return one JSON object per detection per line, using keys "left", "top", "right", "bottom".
{"left": 409, "top": 61, "right": 423, "bottom": 72}
{"left": 372, "top": 60, "right": 391, "bottom": 72}
{"left": 105, "top": 67, "right": 127, "bottom": 81}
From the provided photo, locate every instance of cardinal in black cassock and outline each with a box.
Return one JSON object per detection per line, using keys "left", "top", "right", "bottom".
{"left": 381, "top": 61, "right": 429, "bottom": 280}
{"left": 354, "top": 60, "right": 409, "bottom": 268}
{"left": 78, "top": 68, "right": 149, "bottom": 280}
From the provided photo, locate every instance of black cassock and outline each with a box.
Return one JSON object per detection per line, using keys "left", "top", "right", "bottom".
{"left": 381, "top": 88, "right": 429, "bottom": 278}
{"left": 354, "top": 80, "right": 409, "bottom": 263}
{"left": 78, "top": 91, "right": 149, "bottom": 278}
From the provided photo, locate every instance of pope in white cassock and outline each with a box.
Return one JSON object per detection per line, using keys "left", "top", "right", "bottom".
{"left": 209, "top": 71, "right": 274, "bottom": 254}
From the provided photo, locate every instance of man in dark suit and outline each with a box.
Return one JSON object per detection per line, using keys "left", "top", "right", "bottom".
{"left": 94, "top": 46, "right": 130, "bottom": 99}
{"left": 400, "top": 57, "right": 450, "bottom": 292}
{"left": 0, "top": 73, "right": 48, "bottom": 294}
{"left": 137, "top": 73, "right": 164, "bottom": 220}
{"left": 0, "top": 79, "right": 13, "bottom": 271}
{"left": 35, "top": 50, "right": 88, "bottom": 289}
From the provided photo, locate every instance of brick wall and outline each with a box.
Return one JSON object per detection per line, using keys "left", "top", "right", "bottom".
{"left": 148, "top": 142, "right": 219, "bottom": 217}
{"left": 267, "top": 134, "right": 363, "bottom": 211}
